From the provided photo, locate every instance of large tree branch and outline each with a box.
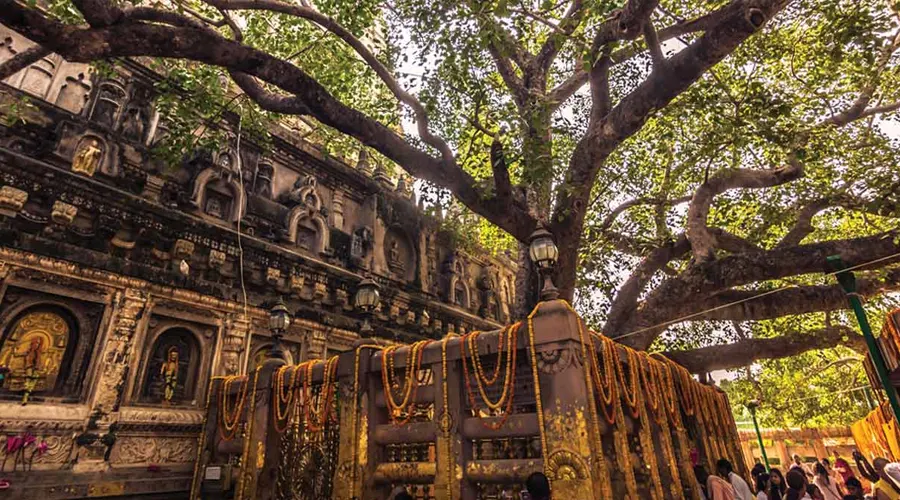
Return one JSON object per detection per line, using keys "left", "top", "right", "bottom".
{"left": 0, "top": 44, "right": 49, "bottom": 81}
{"left": 689, "top": 270, "right": 900, "bottom": 322}
{"left": 687, "top": 155, "right": 804, "bottom": 261}
{"left": 0, "top": 1, "right": 539, "bottom": 242}
{"left": 71, "top": 0, "right": 124, "bottom": 27}
{"left": 535, "top": 0, "right": 586, "bottom": 71}
{"left": 551, "top": 0, "right": 786, "bottom": 298}
{"left": 617, "top": 230, "right": 900, "bottom": 348}
{"left": 663, "top": 326, "right": 865, "bottom": 373}
{"left": 547, "top": 3, "right": 744, "bottom": 108}
{"left": 202, "top": 0, "right": 454, "bottom": 162}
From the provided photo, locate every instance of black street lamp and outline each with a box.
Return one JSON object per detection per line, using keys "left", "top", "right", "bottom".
{"left": 268, "top": 296, "right": 291, "bottom": 357}
{"left": 746, "top": 399, "right": 770, "bottom": 472}
{"left": 354, "top": 277, "right": 381, "bottom": 335}
{"left": 528, "top": 226, "right": 559, "bottom": 301}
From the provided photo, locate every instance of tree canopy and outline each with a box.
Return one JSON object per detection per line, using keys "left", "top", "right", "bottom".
{"left": 2, "top": 0, "right": 900, "bottom": 385}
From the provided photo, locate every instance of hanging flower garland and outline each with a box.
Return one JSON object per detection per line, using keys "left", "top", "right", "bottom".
{"left": 272, "top": 363, "right": 303, "bottom": 434}
{"left": 461, "top": 324, "right": 520, "bottom": 430}
{"left": 382, "top": 340, "right": 431, "bottom": 425}
{"left": 219, "top": 374, "right": 249, "bottom": 441}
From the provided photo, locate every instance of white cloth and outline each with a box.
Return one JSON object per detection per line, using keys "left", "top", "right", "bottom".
{"left": 756, "top": 492, "right": 768, "bottom": 500}
{"left": 813, "top": 476, "right": 842, "bottom": 500}
{"left": 885, "top": 462, "right": 900, "bottom": 485}
{"left": 730, "top": 472, "right": 755, "bottom": 500}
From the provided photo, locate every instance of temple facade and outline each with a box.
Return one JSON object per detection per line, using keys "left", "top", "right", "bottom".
{"left": 0, "top": 25, "right": 516, "bottom": 498}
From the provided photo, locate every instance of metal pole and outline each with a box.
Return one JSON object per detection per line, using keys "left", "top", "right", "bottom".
{"left": 827, "top": 255, "right": 900, "bottom": 421}
{"left": 748, "top": 402, "right": 770, "bottom": 472}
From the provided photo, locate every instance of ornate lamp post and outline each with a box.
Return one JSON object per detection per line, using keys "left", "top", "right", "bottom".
{"left": 355, "top": 277, "right": 381, "bottom": 335}
{"left": 746, "top": 399, "right": 770, "bottom": 472}
{"left": 268, "top": 296, "right": 291, "bottom": 357}
{"left": 528, "top": 226, "right": 559, "bottom": 301}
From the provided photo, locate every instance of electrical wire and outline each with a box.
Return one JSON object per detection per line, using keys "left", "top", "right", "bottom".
{"left": 233, "top": 113, "right": 252, "bottom": 376}
{"left": 610, "top": 249, "right": 900, "bottom": 342}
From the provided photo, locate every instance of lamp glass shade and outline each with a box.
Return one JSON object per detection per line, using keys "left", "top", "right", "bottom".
{"left": 355, "top": 279, "right": 381, "bottom": 310}
{"left": 529, "top": 234, "right": 558, "bottom": 268}
{"left": 268, "top": 300, "right": 291, "bottom": 331}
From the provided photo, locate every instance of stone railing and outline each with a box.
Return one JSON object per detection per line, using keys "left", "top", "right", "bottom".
{"left": 192, "top": 300, "right": 747, "bottom": 499}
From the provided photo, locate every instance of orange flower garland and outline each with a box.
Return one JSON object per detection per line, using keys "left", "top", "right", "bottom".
{"left": 219, "top": 374, "right": 249, "bottom": 441}
{"left": 461, "top": 324, "right": 520, "bottom": 430}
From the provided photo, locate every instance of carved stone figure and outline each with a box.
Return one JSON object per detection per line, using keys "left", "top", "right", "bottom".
{"left": 160, "top": 347, "right": 179, "bottom": 403}
{"left": 0, "top": 311, "right": 69, "bottom": 404}
{"left": 0, "top": 186, "right": 28, "bottom": 215}
{"left": 120, "top": 105, "right": 146, "bottom": 142}
{"left": 51, "top": 201, "right": 77, "bottom": 225}
{"left": 72, "top": 138, "right": 103, "bottom": 177}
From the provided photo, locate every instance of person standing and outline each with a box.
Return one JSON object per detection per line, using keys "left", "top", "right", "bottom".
{"left": 842, "top": 477, "right": 864, "bottom": 499}
{"left": 697, "top": 465, "right": 737, "bottom": 500}
{"left": 524, "top": 472, "right": 551, "bottom": 500}
{"left": 719, "top": 459, "right": 755, "bottom": 500}
{"left": 756, "top": 473, "right": 771, "bottom": 500}
{"left": 792, "top": 455, "right": 814, "bottom": 479}
{"left": 769, "top": 468, "right": 787, "bottom": 500}
{"left": 786, "top": 469, "right": 813, "bottom": 500}
{"left": 813, "top": 462, "right": 843, "bottom": 500}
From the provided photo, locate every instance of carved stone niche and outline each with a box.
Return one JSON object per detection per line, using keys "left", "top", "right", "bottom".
{"left": 0, "top": 285, "right": 105, "bottom": 404}
{"left": 384, "top": 226, "right": 416, "bottom": 282}
{"left": 284, "top": 176, "right": 329, "bottom": 254}
{"left": 130, "top": 316, "right": 214, "bottom": 408}
{"left": 70, "top": 134, "right": 106, "bottom": 177}
{"left": 20, "top": 53, "right": 61, "bottom": 99}
{"left": 253, "top": 162, "right": 274, "bottom": 199}
{"left": 189, "top": 156, "right": 246, "bottom": 223}
{"left": 89, "top": 80, "right": 128, "bottom": 130}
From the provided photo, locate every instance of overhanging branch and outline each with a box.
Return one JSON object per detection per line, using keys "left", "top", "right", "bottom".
{"left": 662, "top": 326, "right": 865, "bottom": 373}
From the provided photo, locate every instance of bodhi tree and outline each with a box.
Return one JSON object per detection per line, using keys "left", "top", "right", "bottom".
{"left": 1, "top": 0, "right": 899, "bottom": 375}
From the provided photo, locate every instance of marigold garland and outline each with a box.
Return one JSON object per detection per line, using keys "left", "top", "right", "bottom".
{"left": 461, "top": 324, "right": 520, "bottom": 430}
{"left": 219, "top": 374, "right": 249, "bottom": 441}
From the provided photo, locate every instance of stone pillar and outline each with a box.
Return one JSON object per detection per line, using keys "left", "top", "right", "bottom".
{"left": 813, "top": 435, "right": 828, "bottom": 462}
{"left": 307, "top": 327, "right": 327, "bottom": 360}
{"left": 530, "top": 300, "right": 602, "bottom": 498}
{"left": 332, "top": 189, "right": 345, "bottom": 231}
{"left": 78, "top": 287, "right": 150, "bottom": 472}
{"left": 220, "top": 314, "right": 250, "bottom": 376}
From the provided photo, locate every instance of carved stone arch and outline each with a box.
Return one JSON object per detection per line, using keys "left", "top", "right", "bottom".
{"left": 89, "top": 80, "right": 127, "bottom": 129}
{"left": 288, "top": 174, "right": 322, "bottom": 210}
{"left": 190, "top": 167, "right": 246, "bottom": 223}
{"left": 449, "top": 275, "right": 471, "bottom": 309}
{"left": 0, "top": 303, "right": 81, "bottom": 399}
{"left": 136, "top": 324, "right": 204, "bottom": 406}
{"left": 384, "top": 225, "right": 417, "bottom": 282}
{"left": 20, "top": 53, "right": 61, "bottom": 99}
{"left": 248, "top": 343, "right": 294, "bottom": 372}
{"left": 214, "top": 149, "right": 240, "bottom": 173}
{"left": 285, "top": 205, "right": 329, "bottom": 254}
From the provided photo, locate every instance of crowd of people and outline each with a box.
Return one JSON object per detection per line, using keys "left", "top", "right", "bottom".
{"left": 696, "top": 452, "right": 900, "bottom": 500}
{"left": 386, "top": 452, "right": 900, "bottom": 500}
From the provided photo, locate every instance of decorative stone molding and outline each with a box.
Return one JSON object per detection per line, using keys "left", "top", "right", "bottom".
{"left": 172, "top": 239, "right": 195, "bottom": 259}
{"left": 0, "top": 185, "right": 28, "bottom": 215}
{"left": 266, "top": 267, "right": 281, "bottom": 284}
{"left": 208, "top": 249, "right": 226, "bottom": 268}
{"left": 220, "top": 314, "right": 249, "bottom": 376}
{"left": 118, "top": 406, "right": 204, "bottom": 426}
{"left": 289, "top": 274, "right": 305, "bottom": 295}
{"left": 51, "top": 200, "right": 77, "bottom": 225}
{"left": 109, "top": 436, "right": 196, "bottom": 465}
{"left": 91, "top": 288, "right": 149, "bottom": 416}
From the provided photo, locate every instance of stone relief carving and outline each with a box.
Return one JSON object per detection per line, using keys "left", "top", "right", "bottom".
{"left": 109, "top": 436, "right": 196, "bottom": 465}
{"left": 0, "top": 186, "right": 28, "bottom": 215}
{"left": 50, "top": 200, "right": 77, "bottom": 225}
{"left": 55, "top": 72, "right": 92, "bottom": 114}
{"left": 71, "top": 136, "right": 104, "bottom": 177}
{"left": 92, "top": 288, "right": 149, "bottom": 415}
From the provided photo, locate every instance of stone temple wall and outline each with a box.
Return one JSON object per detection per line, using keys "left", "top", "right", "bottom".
{"left": 0, "top": 25, "right": 516, "bottom": 498}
